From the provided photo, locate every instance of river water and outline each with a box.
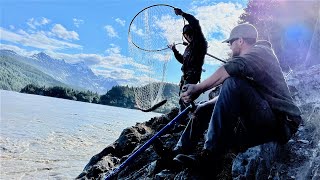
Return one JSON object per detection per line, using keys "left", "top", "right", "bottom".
{"left": 0, "top": 90, "right": 161, "bottom": 180}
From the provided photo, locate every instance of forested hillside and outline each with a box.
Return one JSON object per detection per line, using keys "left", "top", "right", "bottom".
{"left": 99, "top": 83, "right": 179, "bottom": 113}
{"left": 0, "top": 55, "right": 66, "bottom": 91}
{"left": 20, "top": 84, "right": 100, "bottom": 103}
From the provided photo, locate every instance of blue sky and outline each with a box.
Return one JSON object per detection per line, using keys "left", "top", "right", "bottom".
{"left": 1, "top": 0, "right": 249, "bottom": 86}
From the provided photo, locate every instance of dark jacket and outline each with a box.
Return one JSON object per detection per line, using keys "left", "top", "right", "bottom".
{"left": 173, "top": 13, "right": 207, "bottom": 84}
{"left": 224, "top": 40, "right": 301, "bottom": 117}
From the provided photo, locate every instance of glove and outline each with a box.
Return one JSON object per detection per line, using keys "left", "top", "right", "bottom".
{"left": 167, "top": 43, "right": 176, "bottom": 51}
{"left": 174, "top": 8, "right": 183, "bottom": 16}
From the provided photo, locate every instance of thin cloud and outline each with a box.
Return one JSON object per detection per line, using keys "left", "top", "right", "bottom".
{"left": 0, "top": 43, "right": 40, "bottom": 56}
{"left": 192, "top": 2, "right": 244, "bottom": 39}
{"left": 155, "top": 15, "right": 184, "bottom": 46}
{"left": 27, "top": 17, "right": 50, "bottom": 29}
{"left": 93, "top": 67, "right": 159, "bottom": 86}
{"left": 151, "top": 52, "right": 172, "bottom": 62}
{"left": 0, "top": 27, "right": 82, "bottom": 51}
{"left": 129, "top": 24, "right": 144, "bottom": 36}
{"left": 17, "top": 29, "right": 28, "bottom": 36}
{"left": 51, "top": 45, "right": 149, "bottom": 71}
{"left": 51, "top": 24, "right": 79, "bottom": 40}
{"left": 73, "top": 18, "right": 84, "bottom": 28}
{"left": 191, "top": 0, "right": 213, "bottom": 6}
{"left": 106, "top": 44, "right": 121, "bottom": 54}
{"left": 115, "top": 18, "right": 125, "bottom": 26}
{"left": 206, "top": 39, "right": 231, "bottom": 64}
{"left": 39, "top": 44, "right": 152, "bottom": 83}
{"left": 93, "top": 67, "right": 135, "bottom": 80}
{"left": 104, "top": 25, "right": 119, "bottom": 38}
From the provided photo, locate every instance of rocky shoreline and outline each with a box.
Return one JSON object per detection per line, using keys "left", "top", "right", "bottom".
{"left": 77, "top": 65, "right": 320, "bottom": 180}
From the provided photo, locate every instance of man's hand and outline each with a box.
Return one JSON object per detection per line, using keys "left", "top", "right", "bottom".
{"left": 167, "top": 43, "right": 176, "bottom": 51}
{"left": 180, "top": 84, "right": 201, "bottom": 103}
{"left": 174, "top": 8, "right": 183, "bottom": 16}
{"left": 194, "top": 96, "right": 218, "bottom": 114}
{"left": 194, "top": 100, "right": 207, "bottom": 114}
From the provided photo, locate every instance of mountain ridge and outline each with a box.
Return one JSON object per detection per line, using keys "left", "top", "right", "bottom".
{"left": 0, "top": 49, "right": 118, "bottom": 94}
{"left": 0, "top": 52, "right": 66, "bottom": 91}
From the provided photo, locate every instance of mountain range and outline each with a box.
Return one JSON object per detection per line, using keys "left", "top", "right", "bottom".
{"left": 0, "top": 49, "right": 118, "bottom": 94}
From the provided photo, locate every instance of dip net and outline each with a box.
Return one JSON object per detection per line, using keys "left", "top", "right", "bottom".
{"left": 128, "top": 4, "right": 184, "bottom": 112}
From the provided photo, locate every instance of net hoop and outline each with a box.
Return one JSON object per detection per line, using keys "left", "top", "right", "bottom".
{"left": 128, "top": 4, "right": 183, "bottom": 112}
{"left": 128, "top": 4, "right": 177, "bottom": 52}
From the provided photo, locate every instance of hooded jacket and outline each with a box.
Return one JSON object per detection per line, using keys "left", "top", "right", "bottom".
{"left": 172, "top": 12, "right": 208, "bottom": 84}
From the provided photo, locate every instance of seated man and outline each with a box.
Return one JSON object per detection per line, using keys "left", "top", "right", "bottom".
{"left": 172, "top": 23, "right": 302, "bottom": 175}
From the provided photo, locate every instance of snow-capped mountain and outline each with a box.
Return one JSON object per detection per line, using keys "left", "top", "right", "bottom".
{"left": 0, "top": 50, "right": 118, "bottom": 94}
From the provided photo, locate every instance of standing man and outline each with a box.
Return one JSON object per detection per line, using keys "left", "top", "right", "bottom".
{"left": 174, "top": 23, "right": 301, "bottom": 175}
{"left": 168, "top": 8, "right": 207, "bottom": 111}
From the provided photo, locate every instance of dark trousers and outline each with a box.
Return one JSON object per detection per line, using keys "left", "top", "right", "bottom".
{"left": 179, "top": 74, "right": 201, "bottom": 112}
{"left": 175, "top": 77, "right": 279, "bottom": 154}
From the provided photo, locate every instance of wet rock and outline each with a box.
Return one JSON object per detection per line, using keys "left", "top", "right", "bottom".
{"left": 232, "top": 142, "right": 281, "bottom": 179}
{"left": 77, "top": 65, "right": 320, "bottom": 180}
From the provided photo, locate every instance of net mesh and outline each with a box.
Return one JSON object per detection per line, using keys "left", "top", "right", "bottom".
{"left": 128, "top": 5, "right": 183, "bottom": 112}
{"left": 128, "top": 42, "right": 171, "bottom": 112}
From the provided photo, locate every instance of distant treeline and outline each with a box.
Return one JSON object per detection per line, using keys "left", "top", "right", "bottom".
{"left": 20, "top": 83, "right": 179, "bottom": 113}
{"left": 20, "top": 84, "right": 136, "bottom": 108}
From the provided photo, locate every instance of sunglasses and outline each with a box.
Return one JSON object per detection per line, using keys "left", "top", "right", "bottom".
{"left": 229, "top": 38, "right": 239, "bottom": 46}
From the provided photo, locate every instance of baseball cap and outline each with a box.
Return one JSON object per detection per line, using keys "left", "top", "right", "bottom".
{"left": 222, "top": 23, "right": 258, "bottom": 43}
